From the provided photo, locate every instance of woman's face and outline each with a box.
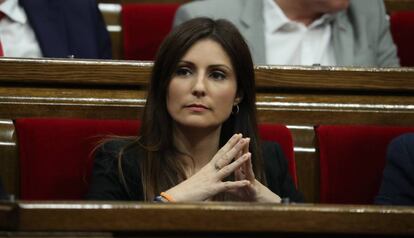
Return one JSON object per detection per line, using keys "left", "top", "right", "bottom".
{"left": 167, "top": 39, "right": 240, "bottom": 129}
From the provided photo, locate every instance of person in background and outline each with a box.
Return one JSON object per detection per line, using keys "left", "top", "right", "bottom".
{"left": 0, "top": 0, "right": 111, "bottom": 59}
{"left": 86, "top": 17, "right": 303, "bottom": 203}
{"left": 375, "top": 133, "right": 414, "bottom": 205}
{"left": 174, "top": 0, "right": 399, "bottom": 67}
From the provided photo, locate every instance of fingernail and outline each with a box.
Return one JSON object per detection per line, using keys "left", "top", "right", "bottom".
{"left": 242, "top": 153, "right": 249, "bottom": 159}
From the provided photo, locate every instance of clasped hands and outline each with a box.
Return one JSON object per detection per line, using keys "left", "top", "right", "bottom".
{"left": 165, "top": 134, "right": 281, "bottom": 203}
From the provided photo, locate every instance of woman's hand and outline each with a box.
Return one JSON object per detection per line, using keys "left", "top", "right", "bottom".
{"left": 164, "top": 134, "right": 252, "bottom": 202}
{"left": 232, "top": 139, "right": 282, "bottom": 203}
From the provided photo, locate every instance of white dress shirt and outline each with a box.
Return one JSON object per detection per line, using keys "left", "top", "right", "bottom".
{"left": 263, "top": 0, "right": 336, "bottom": 66}
{"left": 0, "top": 0, "right": 42, "bottom": 57}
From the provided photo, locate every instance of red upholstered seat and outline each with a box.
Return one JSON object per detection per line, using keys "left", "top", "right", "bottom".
{"left": 15, "top": 118, "right": 296, "bottom": 200}
{"left": 390, "top": 11, "right": 414, "bottom": 66}
{"left": 122, "top": 3, "right": 180, "bottom": 60}
{"left": 316, "top": 125, "right": 414, "bottom": 204}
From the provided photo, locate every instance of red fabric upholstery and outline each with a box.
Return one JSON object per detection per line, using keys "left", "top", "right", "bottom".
{"left": 16, "top": 118, "right": 140, "bottom": 200}
{"left": 316, "top": 125, "right": 414, "bottom": 204}
{"left": 121, "top": 3, "right": 180, "bottom": 60}
{"left": 390, "top": 11, "right": 414, "bottom": 66}
{"left": 258, "top": 124, "right": 297, "bottom": 186}
{"left": 15, "top": 118, "right": 295, "bottom": 200}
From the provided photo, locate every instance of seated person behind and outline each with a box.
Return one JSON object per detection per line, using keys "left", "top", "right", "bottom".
{"left": 87, "top": 18, "right": 303, "bottom": 203}
{"left": 174, "top": 0, "right": 399, "bottom": 67}
{"left": 375, "top": 133, "right": 414, "bottom": 205}
{"left": 0, "top": 0, "right": 111, "bottom": 59}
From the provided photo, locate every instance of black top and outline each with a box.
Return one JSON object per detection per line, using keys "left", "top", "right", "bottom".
{"left": 375, "top": 133, "right": 414, "bottom": 205}
{"left": 86, "top": 140, "right": 304, "bottom": 202}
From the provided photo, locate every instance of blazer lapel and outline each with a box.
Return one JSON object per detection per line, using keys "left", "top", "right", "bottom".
{"left": 240, "top": 0, "right": 266, "bottom": 64}
{"left": 332, "top": 11, "right": 354, "bottom": 66}
{"left": 19, "top": 0, "right": 69, "bottom": 57}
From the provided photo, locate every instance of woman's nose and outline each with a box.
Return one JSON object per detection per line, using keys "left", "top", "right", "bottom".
{"left": 191, "top": 73, "right": 206, "bottom": 97}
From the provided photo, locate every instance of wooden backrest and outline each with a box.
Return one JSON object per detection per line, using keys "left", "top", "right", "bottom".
{"left": 1, "top": 58, "right": 414, "bottom": 203}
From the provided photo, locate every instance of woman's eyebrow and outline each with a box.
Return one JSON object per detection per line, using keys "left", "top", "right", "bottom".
{"left": 209, "top": 64, "right": 233, "bottom": 71}
{"left": 178, "top": 60, "right": 194, "bottom": 66}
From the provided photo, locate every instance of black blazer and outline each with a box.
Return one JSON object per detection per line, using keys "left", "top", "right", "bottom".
{"left": 375, "top": 133, "right": 414, "bottom": 205}
{"left": 19, "top": 0, "right": 112, "bottom": 59}
{"left": 86, "top": 139, "right": 304, "bottom": 202}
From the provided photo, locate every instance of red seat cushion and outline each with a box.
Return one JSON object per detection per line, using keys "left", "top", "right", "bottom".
{"left": 390, "top": 11, "right": 414, "bottom": 66}
{"left": 316, "top": 125, "right": 414, "bottom": 204}
{"left": 15, "top": 118, "right": 295, "bottom": 200}
{"left": 121, "top": 3, "right": 180, "bottom": 60}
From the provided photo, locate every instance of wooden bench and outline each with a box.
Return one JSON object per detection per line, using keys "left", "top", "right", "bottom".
{"left": 96, "top": 0, "right": 414, "bottom": 60}
{"left": 1, "top": 58, "right": 414, "bottom": 203}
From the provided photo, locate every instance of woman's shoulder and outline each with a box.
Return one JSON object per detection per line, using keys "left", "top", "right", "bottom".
{"left": 94, "top": 138, "right": 147, "bottom": 174}
{"left": 260, "top": 140, "right": 286, "bottom": 176}
{"left": 97, "top": 138, "right": 144, "bottom": 159}
{"left": 260, "top": 141, "right": 284, "bottom": 158}
{"left": 88, "top": 138, "right": 145, "bottom": 200}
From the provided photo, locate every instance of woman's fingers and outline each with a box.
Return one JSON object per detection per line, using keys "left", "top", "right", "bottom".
{"left": 216, "top": 134, "right": 242, "bottom": 156}
{"left": 234, "top": 167, "right": 244, "bottom": 181}
{"left": 245, "top": 155, "right": 255, "bottom": 181}
{"left": 214, "top": 137, "right": 248, "bottom": 170}
{"left": 218, "top": 180, "right": 250, "bottom": 193}
{"left": 243, "top": 138, "right": 250, "bottom": 154}
{"left": 217, "top": 152, "right": 250, "bottom": 178}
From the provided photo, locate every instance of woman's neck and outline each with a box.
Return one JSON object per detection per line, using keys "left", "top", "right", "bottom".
{"left": 275, "top": 0, "right": 322, "bottom": 26}
{"left": 172, "top": 124, "right": 222, "bottom": 174}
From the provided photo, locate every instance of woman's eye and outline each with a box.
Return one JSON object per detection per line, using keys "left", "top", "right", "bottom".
{"left": 210, "top": 71, "right": 226, "bottom": 80}
{"left": 175, "top": 67, "right": 192, "bottom": 77}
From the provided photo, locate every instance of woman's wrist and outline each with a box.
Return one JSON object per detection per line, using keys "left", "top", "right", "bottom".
{"left": 254, "top": 180, "right": 282, "bottom": 203}
{"left": 154, "top": 191, "right": 177, "bottom": 202}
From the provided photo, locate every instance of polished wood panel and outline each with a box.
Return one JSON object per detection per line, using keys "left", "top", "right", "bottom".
{"left": 2, "top": 58, "right": 414, "bottom": 91}
{"left": 385, "top": 0, "right": 414, "bottom": 12}
{"left": 0, "top": 120, "right": 18, "bottom": 198}
{"left": 1, "top": 201, "right": 413, "bottom": 237}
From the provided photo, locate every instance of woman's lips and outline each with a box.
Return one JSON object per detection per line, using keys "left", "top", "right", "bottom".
{"left": 185, "top": 104, "right": 209, "bottom": 112}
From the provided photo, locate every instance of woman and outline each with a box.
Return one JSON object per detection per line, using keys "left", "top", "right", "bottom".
{"left": 86, "top": 18, "right": 303, "bottom": 202}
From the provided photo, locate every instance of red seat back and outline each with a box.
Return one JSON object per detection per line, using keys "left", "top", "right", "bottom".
{"left": 316, "top": 125, "right": 414, "bottom": 204}
{"left": 15, "top": 118, "right": 295, "bottom": 200}
{"left": 121, "top": 3, "right": 180, "bottom": 60}
{"left": 258, "top": 124, "right": 297, "bottom": 186}
{"left": 16, "top": 118, "right": 140, "bottom": 200}
{"left": 390, "top": 11, "right": 414, "bottom": 66}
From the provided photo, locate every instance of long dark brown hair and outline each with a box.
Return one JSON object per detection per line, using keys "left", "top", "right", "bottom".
{"left": 121, "top": 18, "right": 264, "bottom": 201}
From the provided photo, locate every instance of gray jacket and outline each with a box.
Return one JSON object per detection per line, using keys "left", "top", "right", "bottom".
{"left": 174, "top": 0, "right": 400, "bottom": 67}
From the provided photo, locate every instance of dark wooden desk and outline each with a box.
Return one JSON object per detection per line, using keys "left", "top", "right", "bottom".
{"left": 1, "top": 201, "right": 413, "bottom": 237}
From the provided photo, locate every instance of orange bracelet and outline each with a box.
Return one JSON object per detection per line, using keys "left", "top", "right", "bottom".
{"left": 160, "top": 192, "right": 175, "bottom": 202}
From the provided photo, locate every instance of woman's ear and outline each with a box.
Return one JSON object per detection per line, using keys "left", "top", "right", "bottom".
{"left": 234, "top": 94, "right": 243, "bottom": 105}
